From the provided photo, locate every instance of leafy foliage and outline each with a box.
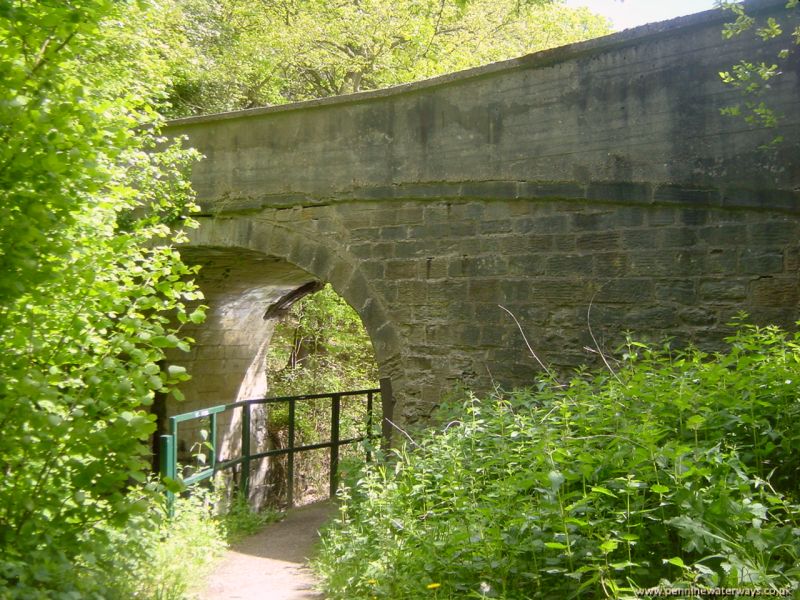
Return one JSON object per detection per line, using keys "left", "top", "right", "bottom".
{"left": 314, "top": 322, "right": 800, "bottom": 598}
{"left": 265, "top": 285, "right": 379, "bottom": 503}
{"left": 103, "top": 489, "right": 227, "bottom": 600}
{"left": 267, "top": 284, "right": 378, "bottom": 397}
{"left": 0, "top": 0, "right": 204, "bottom": 595}
{"left": 717, "top": 0, "right": 799, "bottom": 145}
{"left": 159, "top": 0, "right": 611, "bottom": 116}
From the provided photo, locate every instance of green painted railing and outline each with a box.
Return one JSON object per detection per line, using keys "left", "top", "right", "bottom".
{"left": 159, "top": 386, "right": 389, "bottom": 514}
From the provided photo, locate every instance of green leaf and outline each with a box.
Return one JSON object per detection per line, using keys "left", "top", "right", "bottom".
{"left": 591, "top": 486, "right": 617, "bottom": 498}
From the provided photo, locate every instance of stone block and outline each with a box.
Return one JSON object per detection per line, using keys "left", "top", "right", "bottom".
{"left": 460, "top": 181, "right": 519, "bottom": 200}
{"left": 552, "top": 234, "right": 577, "bottom": 251}
{"left": 396, "top": 280, "right": 428, "bottom": 304}
{"left": 696, "top": 224, "right": 747, "bottom": 248}
{"left": 423, "top": 204, "right": 452, "bottom": 223}
{"left": 587, "top": 182, "right": 651, "bottom": 204}
{"left": 393, "top": 240, "right": 429, "bottom": 258}
{"left": 656, "top": 280, "right": 696, "bottom": 304}
{"left": 480, "top": 220, "right": 514, "bottom": 234}
{"left": 448, "top": 255, "right": 507, "bottom": 278}
{"left": 380, "top": 225, "right": 409, "bottom": 241}
{"left": 394, "top": 205, "right": 425, "bottom": 225}
{"left": 705, "top": 248, "right": 738, "bottom": 274}
{"left": 385, "top": 259, "right": 419, "bottom": 280}
{"left": 467, "top": 279, "right": 503, "bottom": 302}
{"left": 545, "top": 254, "right": 593, "bottom": 276}
{"left": 479, "top": 326, "right": 507, "bottom": 346}
{"left": 519, "top": 182, "right": 585, "bottom": 200}
{"left": 515, "top": 214, "right": 570, "bottom": 235}
{"left": 658, "top": 228, "right": 698, "bottom": 248}
{"left": 576, "top": 232, "right": 621, "bottom": 251}
{"left": 620, "top": 305, "right": 679, "bottom": 330}
{"left": 593, "top": 253, "right": 628, "bottom": 277}
{"left": 360, "top": 260, "right": 386, "bottom": 280}
{"left": 653, "top": 185, "right": 718, "bottom": 206}
{"left": 698, "top": 279, "right": 747, "bottom": 301}
{"left": 422, "top": 257, "right": 448, "bottom": 279}
{"left": 343, "top": 271, "right": 371, "bottom": 311}
{"left": 621, "top": 230, "right": 655, "bottom": 249}
{"left": 679, "top": 209, "right": 709, "bottom": 227}
{"left": 528, "top": 279, "right": 588, "bottom": 302}
{"left": 785, "top": 247, "right": 800, "bottom": 272}
{"left": 749, "top": 276, "right": 799, "bottom": 307}
{"left": 647, "top": 208, "right": 677, "bottom": 227}
{"left": 447, "top": 202, "right": 485, "bottom": 221}
{"left": 572, "top": 212, "right": 609, "bottom": 231}
{"left": 327, "top": 260, "right": 356, "bottom": 290}
{"left": 458, "top": 325, "right": 482, "bottom": 347}
{"left": 426, "top": 282, "right": 469, "bottom": 306}
{"left": 748, "top": 220, "right": 798, "bottom": 246}
{"left": 738, "top": 250, "right": 784, "bottom": 275}
{"left": 507, "top": 255, "right": 546, "bottom": 276}
{"left": 596, "top": 278, "right": 654, "bottom": 303}
{"left": 679, "top": 307, "right": 717, "bottom": 326}
{"left": 369, "top": 209, "right": 398, "bottom": 228}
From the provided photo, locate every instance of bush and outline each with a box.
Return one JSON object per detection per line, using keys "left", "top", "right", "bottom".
{"left": 314, "top": 322, "right": 800, "bottom": 599}
{"left": 107, "top": 489, "right": 227, "bottom": 600}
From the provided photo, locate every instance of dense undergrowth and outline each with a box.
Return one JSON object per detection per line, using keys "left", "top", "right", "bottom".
{"left": 84, "top": 488, "right": 280, "bottom": 600}
{"left": 314, "top": 321, "right": 800, "bottom": 599}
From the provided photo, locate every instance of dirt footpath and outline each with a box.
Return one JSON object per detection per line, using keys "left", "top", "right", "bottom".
{"left": 198, "top": 501, "right": 335, "bottom": 600}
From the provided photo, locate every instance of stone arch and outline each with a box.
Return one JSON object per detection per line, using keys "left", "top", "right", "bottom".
{"left": 184, "top": 213, "right": 402, "bottom": 374}
{"left": 161, "top": 213, "right": 402, "bottom": 504}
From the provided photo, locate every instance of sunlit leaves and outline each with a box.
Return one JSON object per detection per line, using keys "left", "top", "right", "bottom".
{"left": 160, "top": 0, "right": 611, "bottom": 116}
{"left": 315, "top": 322, "right": 800, "bottom": 598}
{"left": 0, "top": 0, "right": 205, "bottom": 596}
{"left": 717, "top": 1, "right": 798, "bottom": 145}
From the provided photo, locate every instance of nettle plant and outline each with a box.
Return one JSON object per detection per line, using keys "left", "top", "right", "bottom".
{"left": 314, "top": 320, "right": 800, "bottom": 599}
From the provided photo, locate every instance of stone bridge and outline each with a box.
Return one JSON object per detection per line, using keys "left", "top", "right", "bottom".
{"left": 165, "top": 0, "right": 800, "bottom": 439}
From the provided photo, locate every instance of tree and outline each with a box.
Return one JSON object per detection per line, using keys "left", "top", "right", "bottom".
{"left": 160, "top": 0, "right": 612, "bottom": 116}
{"left": 0, "top": 1, "right": 204, "bottom": 595}
{"left": 717, "top": 0, "right": 799, "bottom": 145}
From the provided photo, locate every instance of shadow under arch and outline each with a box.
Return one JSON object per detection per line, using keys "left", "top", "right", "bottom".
{"left": 160, "top": 215, "right": 401, "bottom": 506}
{"left": 185, "top": 215, "right": 402, "bottom": 371}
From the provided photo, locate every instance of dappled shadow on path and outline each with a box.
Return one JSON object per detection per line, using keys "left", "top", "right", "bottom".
{"left": 198, "top": 501, "right": 335, "bottom": 600}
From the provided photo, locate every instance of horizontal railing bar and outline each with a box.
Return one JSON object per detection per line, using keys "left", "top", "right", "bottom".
{"left": 257, "top": 388, "right": 380, "bottom": 401}
{"left": 169, "top": 404, "right": 227, "bottom": 425}
{"left": 215, "top": 432, "right": 379, "bottom": 471}
{"left": 183, "top": 467, "right": 215, "bottom": 486}
{"left": 234, "top": 388, "right": 380, "bottom": 406}
{"left": 215, "top": 435, "right": 365, "bottom": 465}
{"left": 169, "top": 389, "right": 380, "bottom": 425}
{"left": 167, "top": 387, "right": 382, "bottom": 503}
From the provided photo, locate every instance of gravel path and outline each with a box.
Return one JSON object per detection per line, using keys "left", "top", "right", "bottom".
{"left": 198, "top": 501, "right": 335, "bottom": 600}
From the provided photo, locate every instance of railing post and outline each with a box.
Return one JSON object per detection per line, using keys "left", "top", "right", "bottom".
{"left": 209, "top": 413, "right": 218, "bottom": 470}
{"left": 365, "top": 391, "right": 374, "bottom": 463}
{"left": 159, "top": 434, "right": 176, "bottom": 517}
{"left": 379, "top": 377, "right": 394, "bottom": 451}
{"left": 330, "top": 394, "right": 341, "bottom": 498}
{"left": 241, "top": 403, "right": 251, "bottom": 499}
{"left": 287, "top": 397, "right": 295, "bottom": 507}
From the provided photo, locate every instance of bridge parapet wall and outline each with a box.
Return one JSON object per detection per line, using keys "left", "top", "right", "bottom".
{"left": 167, "top": 0, "right": 800, "bottom": 425}
{"left": 189, "top": 199, "right": 800, "bottom": 423}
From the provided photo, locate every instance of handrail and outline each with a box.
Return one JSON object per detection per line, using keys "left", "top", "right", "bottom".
{"left": 159, "top": 388, "right": 381, "bottom": 515}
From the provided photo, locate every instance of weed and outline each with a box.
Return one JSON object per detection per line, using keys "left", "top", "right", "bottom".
{"left": 313, "top": 321, "right": 800, "bottom": 599}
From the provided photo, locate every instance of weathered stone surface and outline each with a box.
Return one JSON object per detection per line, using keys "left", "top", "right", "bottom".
{"left": 164, "top": 0, "right": 800, "bottom": 432}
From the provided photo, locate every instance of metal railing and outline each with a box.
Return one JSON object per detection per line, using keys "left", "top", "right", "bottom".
{"left": 159, "top": 387, "right": 386, "bottom": 513}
